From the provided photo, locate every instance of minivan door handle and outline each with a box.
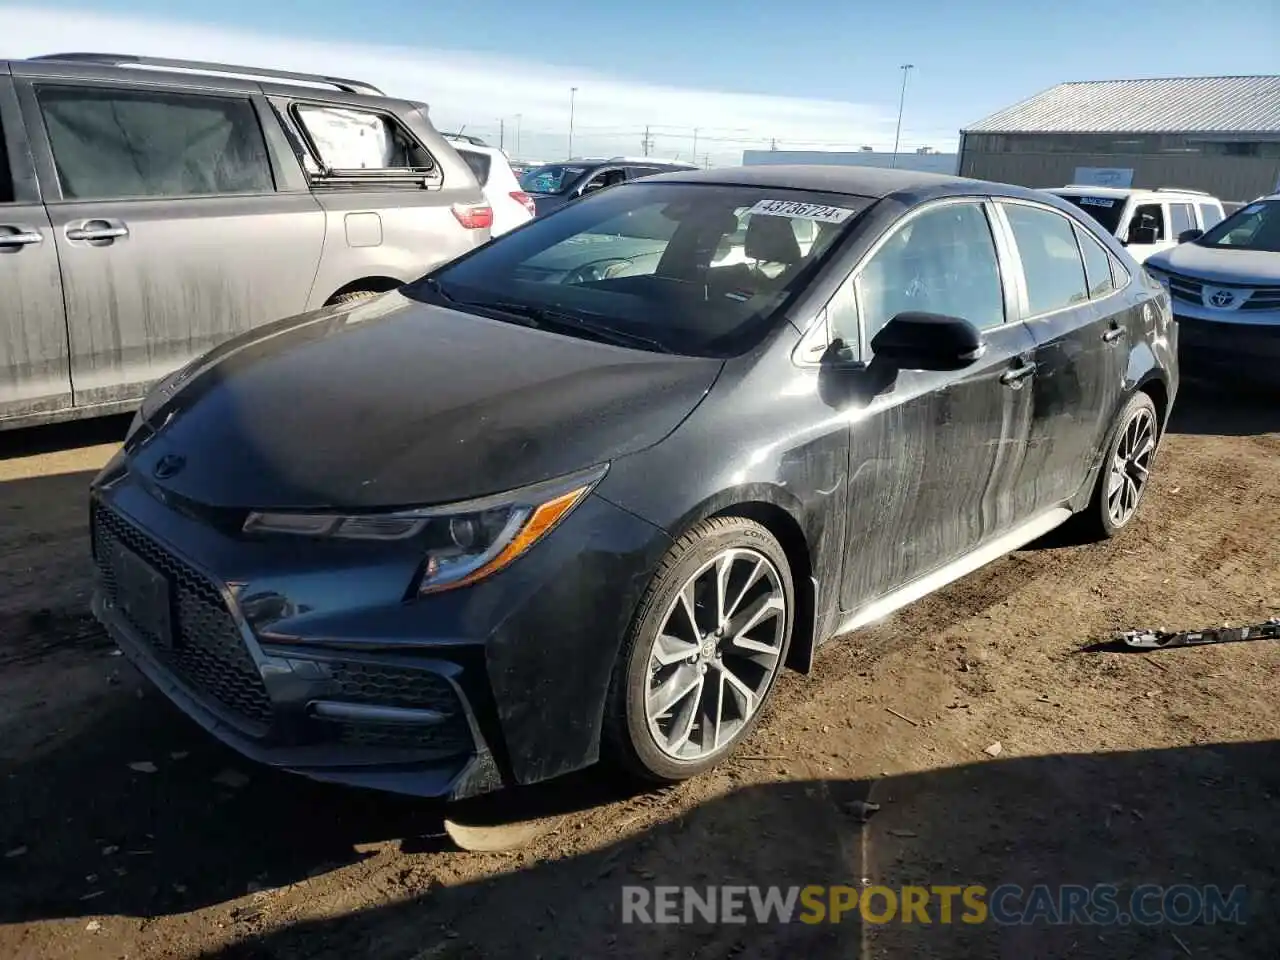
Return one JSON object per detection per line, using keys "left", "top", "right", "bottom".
{"left": 1102, "top": 323, "right": 1125, "bottom": 343}
{"left": 0, "top": 226, "right": 43, "bottom": 248}
{"left": 999, "top": 361, "right": 1037, "bottom": 386}
{"left": 66, "top": 219, "right": 130, "bottom": 243}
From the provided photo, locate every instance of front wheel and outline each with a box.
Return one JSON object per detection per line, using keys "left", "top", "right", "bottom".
{"left": 602, "top": 517, "right": 794, "bottom": 784}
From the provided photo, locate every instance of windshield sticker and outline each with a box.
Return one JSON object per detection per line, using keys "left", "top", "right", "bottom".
{"left": 747, "top": 199, "right": 856, "bottom": 224}
{"left": 1078, "top": 197, "right": 1115, "bottom": 208}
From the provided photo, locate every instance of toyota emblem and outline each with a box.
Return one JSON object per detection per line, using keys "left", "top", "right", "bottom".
{"left": 153, "top": 454, "right": 186, "bottom": 480}
{"left": 1209, "top": 289, "right": 1234, "bottom": 308}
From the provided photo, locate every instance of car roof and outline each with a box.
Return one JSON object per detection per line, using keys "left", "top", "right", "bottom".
{"left": 1047, "top": 186, "right": 1221, "bottom": 201}
{"left": 633, "top": 164, "right": 1054, "bottom": 205}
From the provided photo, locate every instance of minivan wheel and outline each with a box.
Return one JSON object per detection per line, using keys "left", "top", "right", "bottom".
{"left": 603, "top": 517, "right": 794, "bottom": 784}
{"left": 1082, "top": 391, "right": 1160, "bottom": 539}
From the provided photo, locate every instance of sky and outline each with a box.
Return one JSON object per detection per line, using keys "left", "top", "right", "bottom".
{"left": 4, "top": 2, "right": 1278, "bottom": 166}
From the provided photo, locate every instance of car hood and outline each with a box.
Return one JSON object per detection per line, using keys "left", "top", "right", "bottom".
{"left": 1148, "top": 243, "right": 1280, "bottom": 284}
{"left": 129, "top": 291, "right": 722, "bottom": 510}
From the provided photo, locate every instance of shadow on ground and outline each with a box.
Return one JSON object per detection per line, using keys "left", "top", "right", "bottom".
{"left": 3, "top": 691, "right": 1275, "bottom": 960}
{"left": 0, "top": 413, "right": 131, "bottom": 461}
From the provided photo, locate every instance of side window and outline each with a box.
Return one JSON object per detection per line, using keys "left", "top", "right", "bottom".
{"left": 294, "top": 104, "right": 434, "bottom": 176}
{"left": 1197, "top": 203, "right": 1224, "bottom": 230}
{"left": 850, "top": 201, "right": 1005, "bottom": 344}
{"left": 36, "top": 85, "right": 274, "bottom": 201}
{"left": 1001, "top": 203, "right": 1089, "bottom": 316}
{"left": 583, "top": 168, "right": 627, "bottom": 192}
{"left": 1074, "top": 224, "right": 1117, "bottom": 298}
{"left": 627, "top": 166, "right": 665, "bottom": 180}
{"left": 456, "top": 147, "right": 491, "bottom": 187}
{"left": 1169, "top": 202, "right": 1196, "bottom": 236}
{"left": 1129, "top": 203, "right": 1165, "bottom": 240}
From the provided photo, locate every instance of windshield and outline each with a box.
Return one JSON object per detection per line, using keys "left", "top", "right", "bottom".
{"left": 519, "top": 163, "right": 592, "bottom": 195}
{"left": 406, "top": 182, "right": 869, "bottom": 357}
{"left": 1196, "top": 199, "right": 1280, "bottom": 252}
{"left": 1056, "top": 194, "right": 1128, "bottom": 234}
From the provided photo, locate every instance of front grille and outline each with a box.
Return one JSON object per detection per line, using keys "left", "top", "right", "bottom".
{"left": 93, "top": 504, "right": 273, "bottom": 733}
{"left": 1167, "top": 271, "right": 1203, "bottom": 305}
{"left": 1240, "top": 285, "right": 1280, "bottom": 312}
{"left": 1167, "top": 270, "right": 1280, "bottom": 312}
{"left": 321, "top": 662, "right": 474, "bottom": 755}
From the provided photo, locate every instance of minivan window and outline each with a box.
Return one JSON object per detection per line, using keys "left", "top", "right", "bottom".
{"left": 409, "top": 182, "right": 869, "bottom": 357}
{"left": 1057, "top": 194, "right": 1126, "bottom": 234}
{"left": 1002, "top": 203, "right": 1088, "bottom": 316}
{"left": 1196, "top": 199, "right": 1280, "bottom": 252}
{"left": 1169, "top": 202, "right": 1196, "bottom": 236}
{"left": 294, "top": 105, "right": 434, "bottom": 175}
{"left": 37, "top": 86, "right": 275, "bottom": 200}
{"left": 1197, "top": 202, "right": 1224, "bottom": 230}
{"left": 853, "top": 202, "right": 1005, "bottom": 341}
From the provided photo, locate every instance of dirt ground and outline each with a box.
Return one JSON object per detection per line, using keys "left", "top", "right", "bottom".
{"left": 1, "top": 381, "right": 1277, "bottom": 960}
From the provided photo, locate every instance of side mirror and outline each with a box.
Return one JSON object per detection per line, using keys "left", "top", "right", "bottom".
{"left": 870, "top": 312, "right": 985, "bottom": 371}
{"left": 1178, "top": 228, "right": 1204, "bottom": 243}
{"left": 1127, "top": 224, "right": 1160, "bottom": 245}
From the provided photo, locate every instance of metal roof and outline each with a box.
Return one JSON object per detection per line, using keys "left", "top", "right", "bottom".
{"left": 963, "top": 76, "right": 1280, "bottom": 135}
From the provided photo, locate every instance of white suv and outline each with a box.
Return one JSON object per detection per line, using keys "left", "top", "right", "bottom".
{"left": 444, "top": 136, "right": 535, "bottom": 236}
{"left": 1043, "top": 186, "right": 1227, "bottom": 263}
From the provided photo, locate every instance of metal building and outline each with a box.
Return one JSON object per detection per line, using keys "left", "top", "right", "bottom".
{"left": 958, "top": 76, "right": 1280, "bottom": 202}
{"left": 742, "top": 149, "right": 958, "bottom": 176}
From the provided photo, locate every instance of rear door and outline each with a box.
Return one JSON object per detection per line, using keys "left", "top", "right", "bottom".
{"left": 0, "top": 73, "right": 72, "bottom": 422}
{"left": 993, "top": 199, "right": 1123, "bottom": 516}
{"left": 17, "top": 75, "right": 325, "bottom": 408}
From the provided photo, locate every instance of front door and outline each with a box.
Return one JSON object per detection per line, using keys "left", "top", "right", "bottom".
{"left": 19, "top": 78, "right": 325, "bottom": 408}
{"left": 833, "top": 198, "right": 1039, "bottom": 612}
{"left": 994, "top": 200, "right": 1125, "bottom": 515}
{"left": 0, "top": 79, "right": 72, "bottom": 422}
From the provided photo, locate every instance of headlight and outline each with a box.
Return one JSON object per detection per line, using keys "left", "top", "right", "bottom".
{"left": 1146, "top": 266, "right": 1171, "bottom": 293}
{"left": 242, "top": 465, "right": 608, "bottom": 595}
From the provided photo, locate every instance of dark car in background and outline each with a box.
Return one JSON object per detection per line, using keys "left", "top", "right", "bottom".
{"left": 90, "top": 165, "right": 1177, "bottom": 801}
{"left": 518, "top": 156, "right": 699, "bottom": 215}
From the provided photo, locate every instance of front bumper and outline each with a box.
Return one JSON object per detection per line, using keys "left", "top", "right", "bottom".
{"left": 1174, "top": 313, "right": 1280, "bottom": 384}
{"left": 89, "top": 463, "right": 670, "bottom": 799}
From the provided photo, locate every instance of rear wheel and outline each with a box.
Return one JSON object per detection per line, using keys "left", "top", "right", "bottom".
{"left": 603, "top": 517, "right": 794, "bottom": 783}
{"left": 1079, "top": 391, "right": 1160, "bottom": 539}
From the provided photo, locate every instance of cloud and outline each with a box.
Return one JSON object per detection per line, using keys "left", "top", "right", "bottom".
{"left": 1, "top": 5, "right": 950, "bottom": 164}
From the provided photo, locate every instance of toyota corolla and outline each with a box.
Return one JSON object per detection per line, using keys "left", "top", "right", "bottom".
{"left": 90, "top": 166, "right": 1177, "bottom": 799}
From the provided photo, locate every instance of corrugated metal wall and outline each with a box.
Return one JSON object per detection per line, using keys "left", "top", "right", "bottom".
{"left": 959, "top": 137, "right": 1280, "bottom": 201}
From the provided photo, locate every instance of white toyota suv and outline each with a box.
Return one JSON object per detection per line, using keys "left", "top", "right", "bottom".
{"left": 1043, "top": 186, "right": 1227, "bottom": 263}
{"left": 445, "top": 136, "right": 536, "bottom": 236}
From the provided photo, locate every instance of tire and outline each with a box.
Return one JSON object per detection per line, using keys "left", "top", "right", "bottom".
{"left": 1076, "top": 390, "right": 1160, "bottom": 540}
{"left": 602, "top": 516, "right": 794, "bottom": 784}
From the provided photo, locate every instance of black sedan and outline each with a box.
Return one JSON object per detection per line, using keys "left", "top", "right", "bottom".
{"left": 90, "top": 166, "right": 1178, "bottom": 799}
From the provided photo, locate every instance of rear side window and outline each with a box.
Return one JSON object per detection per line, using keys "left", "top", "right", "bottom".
{"left": 293, "top": 105, "right": 435, "bottom": 179}
{"left": 1074, "top": 224, "right": 1117, "bottom": 298}
{"left": 36, "top": 85, "right": 275, "bottom": 200}
{"left": 455, "top": 148, "right": 492, "bottom": 187}
{"left": 1197, "top": 203, "right": 1223, "bottom": 230}
{"left": 1001, "top": 203, "right": 1088, "bottom": 316}
{"left": 1169, "top": 202, "right": 1196, "bottom": 236}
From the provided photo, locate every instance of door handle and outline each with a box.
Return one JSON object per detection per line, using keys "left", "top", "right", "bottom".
{"left": 66, "top": 221, "right": 129, "bottom": 242}
{"left": 1102, "top": 325, "right": 1125, "bottom": 343}
{"left": 999, "top": 361, "right": 1037, "bottom": 386}
{"left": 0, "top": 228, "right": 43, "bottom": 248}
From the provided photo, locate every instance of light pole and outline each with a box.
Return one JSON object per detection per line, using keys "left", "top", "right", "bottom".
{"left": 890, "top": 63, "right": 913, "bottom": 169}
{"left": 568, "top": 87, "right": 578, "bottom": 159}
{"left": 515, "top": 113, "right": 522, "bottom": 157}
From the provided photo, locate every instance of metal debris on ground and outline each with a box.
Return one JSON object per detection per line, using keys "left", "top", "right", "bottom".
{"left": 1119, "top": 618, "right": 1279, "bottom": 650}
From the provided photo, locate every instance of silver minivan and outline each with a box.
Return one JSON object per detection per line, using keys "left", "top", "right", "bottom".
{"left": 0, "top": 53, "right": 492, "bottom": 430}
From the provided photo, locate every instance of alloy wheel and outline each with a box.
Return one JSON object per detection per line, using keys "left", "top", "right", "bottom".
{"left": 1106, "top": 406, "right": 1157, "bottom": 527}
{"left": 643, "top": 547, "right": 787, "bottom": 762}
